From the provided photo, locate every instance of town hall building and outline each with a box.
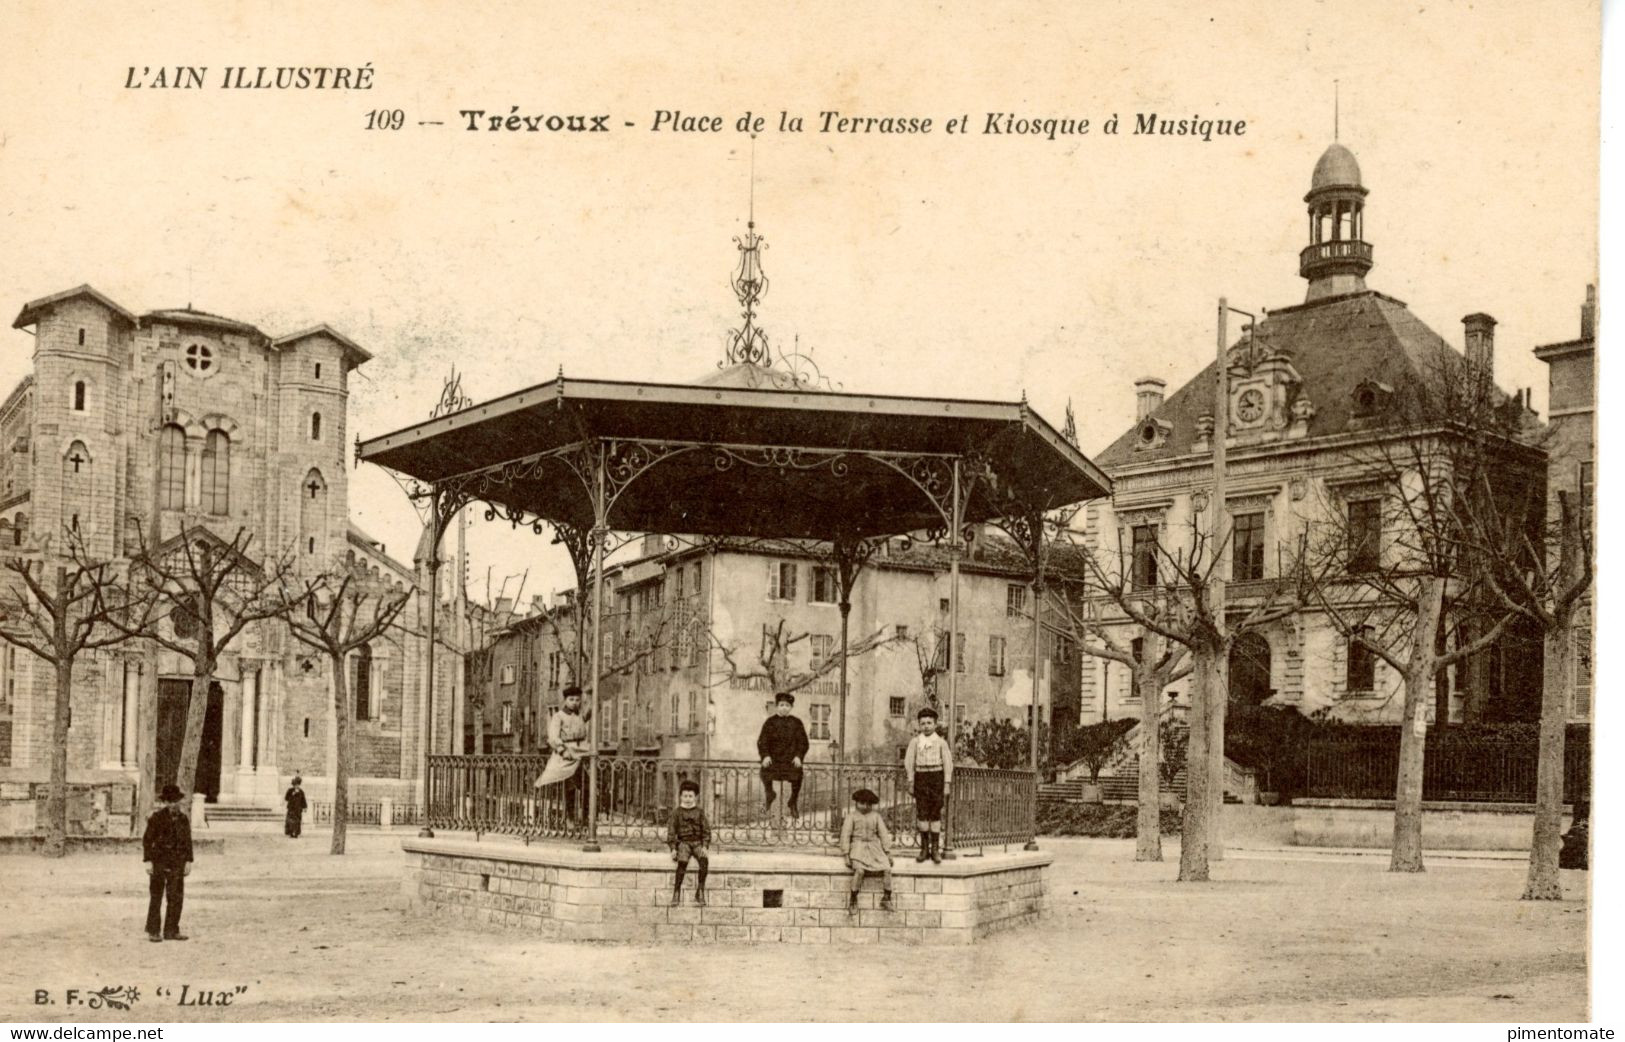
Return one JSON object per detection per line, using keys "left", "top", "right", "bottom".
{"left": 1079, "top": 140, "right": 1547, "bottom": 725}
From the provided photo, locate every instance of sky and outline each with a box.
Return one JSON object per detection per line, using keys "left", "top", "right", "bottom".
{"left": 0, "top": 0, "right": 1602, "bottom": 607}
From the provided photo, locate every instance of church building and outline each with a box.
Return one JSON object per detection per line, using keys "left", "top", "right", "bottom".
{"left": 0, "top": 287, "right": 457, "bottom": 825}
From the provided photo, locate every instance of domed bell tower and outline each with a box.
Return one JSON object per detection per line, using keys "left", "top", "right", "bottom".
{"left": 1300, "top": 142, "right": 1373, "bottom": 302}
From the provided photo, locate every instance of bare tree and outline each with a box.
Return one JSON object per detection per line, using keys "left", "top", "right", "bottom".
{"left": 1046, "top": 577, "right": 1189, "bottom": 861}
{"left": 1305, "top": 354, "right": 1535, "bottom": 872}
{"left": 121, "top": 525, "right": 295, "bottom": 806}
{"left": 1067, "top": 522, "right": 1306, "bottom": 880}
{"left": 282, "top": 569, "right": 413, "bottom": 854}
{"left": 709, "top": 617, "right": 902, "bottom": 699}
{"left": 0, "top": 533, "right": 158, "bottom": 856}
{"left": 1473, "top": 488, "right": 1591, "bottom": 898}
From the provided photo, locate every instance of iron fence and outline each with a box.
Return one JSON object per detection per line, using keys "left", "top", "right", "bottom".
{"left": 425, "top": 754, "right": 1036, "bottom": 851}
{"left": 310, "top": 801, "right": 423, "bottom": 826}
{"left": 1305, "top": 737, "right": 1590, "bottom": 803}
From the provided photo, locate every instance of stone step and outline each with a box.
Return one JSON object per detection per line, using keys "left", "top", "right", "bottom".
{"left": 204, "top": 806, "right": 282, "bottom": 822}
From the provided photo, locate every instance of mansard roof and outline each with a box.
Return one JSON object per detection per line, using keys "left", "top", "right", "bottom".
{"left": 11, "top": 284, "right": 138, "bottom": 329}
{"left": 1096, "top": 290, "right": 1499, "bottom": 469}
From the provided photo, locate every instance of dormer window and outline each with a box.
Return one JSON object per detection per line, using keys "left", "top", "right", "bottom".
{"left": 1351, "top": 380, "right": 1393, "bottom": 418}
{"left": 185, "top": 343, "right": 214, "bottom": 373}
{"left": 1136, "top": 417, "right": 1172, "bottom": 450}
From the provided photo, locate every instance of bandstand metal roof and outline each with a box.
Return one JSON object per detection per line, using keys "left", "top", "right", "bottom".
{"left": 357, "top": 371, "right": 1111, "bottom": 540}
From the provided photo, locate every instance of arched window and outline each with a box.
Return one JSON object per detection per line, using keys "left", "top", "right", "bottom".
{"left": 354, "top": 644, "right": 374, "bottom": 721}
{"left": 200, "top": 430, "right": 230, "bottom": 514}
{"left": 300, "top": 469, "right": 327, "bottom": 557}
{"left": 310, "top": 412, "right": 322, "bottom": 441}
{"left": 158, "top": 424, "right": 186, "bottom": 509}
{"left": 73, "top": 381, "right": 86, "bottom": 412}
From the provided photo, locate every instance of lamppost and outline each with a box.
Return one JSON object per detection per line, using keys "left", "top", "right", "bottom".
{"left": 1209, "top": 299, "right": 1256, "bottom": 861}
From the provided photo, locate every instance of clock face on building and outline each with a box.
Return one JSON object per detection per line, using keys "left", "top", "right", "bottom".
{"left": 1237, "top": 388, "right": 1265, "bottom": 423}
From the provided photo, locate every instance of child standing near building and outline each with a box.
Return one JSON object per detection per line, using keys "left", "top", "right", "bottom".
{"left": 904, "top": 706, "right": 953, "bottom": 863}
{"left": 839, "top": 788, "right": 893, "bottom": 914}
{"left": 667, "top": 779, "right": 711, "bottom": 906}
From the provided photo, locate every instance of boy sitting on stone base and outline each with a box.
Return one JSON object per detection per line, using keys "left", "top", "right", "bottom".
{"left": 667, "top": 779, "right": 712, "bottom": 906}
{"left": 839, "top": 787, "right": 893, "bottom": 914}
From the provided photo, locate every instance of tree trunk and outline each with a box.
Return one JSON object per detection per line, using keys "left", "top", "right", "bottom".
{"left": 1432, "top": 611, "right": 1451, "bottom": 727}
{"left": 175, "top": 654, "right": 214, "bottom": 808}
{"left": 43, "top": 657, "right": 74, "bottom": 858}
{"left": 1391, "top": 577, "right": 1445, "bottom": 873}
{"left": 1178, "top": 643, "right": 1215, "bottom": 881}
{"left": 331, "top": 653, "right": 351, "bottom": 855}
{"left": 1523, "top": 622, "right": 1572, "bottom": 899}
{"left": 1135, "top": 657, "right": 1162, "bottom": 862}
{"left": 1209, "top": 650, "right": 1228, "bottom": 860}
{"left": 472, "top": 665, "right": 485, "bottom": 756}
{"left": 136, "top": 646, "right": 158, "bottom": 829}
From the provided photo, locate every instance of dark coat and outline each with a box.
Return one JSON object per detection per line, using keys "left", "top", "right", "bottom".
{"left": 142, "top": 806, "right": 194, "bottom": 868}
{"left": 666, "top": 805, "right": 711, "bottom": 847}
{"left": 285, "top": 787, "right": 308, "bottom": 816}
{"left": 757, "top": 714, "right": 809, "bottom": 764}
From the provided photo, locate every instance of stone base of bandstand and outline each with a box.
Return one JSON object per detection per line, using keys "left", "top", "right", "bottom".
{"left": 402, "top": 835, "right": 1050, "bottom": 944}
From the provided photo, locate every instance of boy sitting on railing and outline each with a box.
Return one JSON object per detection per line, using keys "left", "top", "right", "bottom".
{"left": 667, "top": 780, "right": 712, "bottom": 906}
{"left": 840, "top": 788, "right": 894, "bottom": 914}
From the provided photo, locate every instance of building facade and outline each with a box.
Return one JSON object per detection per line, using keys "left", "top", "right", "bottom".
{"left": 0, "top": 286, "right": 461, "bottom": 815}
{"left": 1079, "top": 142, "right": 1546, "bottom": 725}
{"left": 1534, "top": 286, "right": 1596, "bottom": 720}
{"left": 468, "top": 532, "right": 1082, "bottom": 766}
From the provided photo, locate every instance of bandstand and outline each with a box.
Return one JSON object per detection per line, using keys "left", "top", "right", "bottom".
{"left": 356, "top": 229, "right": 1111, "bottom": 943}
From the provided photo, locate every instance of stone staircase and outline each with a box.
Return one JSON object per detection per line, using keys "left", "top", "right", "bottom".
{"left": 1049, "top": 717, "right": 1257, "bottom": 805}
{"left": 201, "top": 804, "right": 282, "bottom": 825}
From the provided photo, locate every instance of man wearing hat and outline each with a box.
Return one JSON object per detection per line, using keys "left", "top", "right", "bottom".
{"left": 904, "top": 705, "right": 953, "bottom": 863}
{"left": 756, "top": 692, "right": 809, "bottom": 819}
{"left": 142, "top": 784, "right": 194, "bottom": 942}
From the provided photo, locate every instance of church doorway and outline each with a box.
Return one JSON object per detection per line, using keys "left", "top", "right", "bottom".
{"left": 1228, "top": 633, "right": 1273, "bottom": 707}
{"left": 156, "top": 679, "right": 225, "bottom": 801}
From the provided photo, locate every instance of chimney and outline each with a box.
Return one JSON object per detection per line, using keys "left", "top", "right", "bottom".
{"left": 1582, "top": 284, "right": 1596, "bottom": 341}
{"left": 1463, "top": 313, "right": 1497, "bottom": 373}
{"left": 494, "top": 596, "right": 514, "bottom": 618}
{"left": 1135, "top": 377, "right": 1167, "bottom": 421}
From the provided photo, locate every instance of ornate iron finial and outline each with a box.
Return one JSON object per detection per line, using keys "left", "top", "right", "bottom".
{"left": 1063, "top": 400, "right": 1079, "bottom": 446}
{"left": 430, "top": 367, "right": 472, "bottom": 419}
{"left": 723, "top": 136, "right": 772, "bottom": 368}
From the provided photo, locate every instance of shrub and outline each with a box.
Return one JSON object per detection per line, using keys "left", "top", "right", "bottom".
{"left": 1052, "top": 718, "right": 1137, "bottom": 782}
{"left": 958, "top": 718, "right": 1047, "bottom": 770}
{"left": 1038, "top": 802, "right": 1182, "bottom": 837}
{"left": 1224, "top": 704, "right": 1322, "bottom": 798}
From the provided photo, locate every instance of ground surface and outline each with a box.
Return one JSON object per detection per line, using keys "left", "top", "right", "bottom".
{"left": 0, "top": 830, "right": 1587, "bottom": 1023}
